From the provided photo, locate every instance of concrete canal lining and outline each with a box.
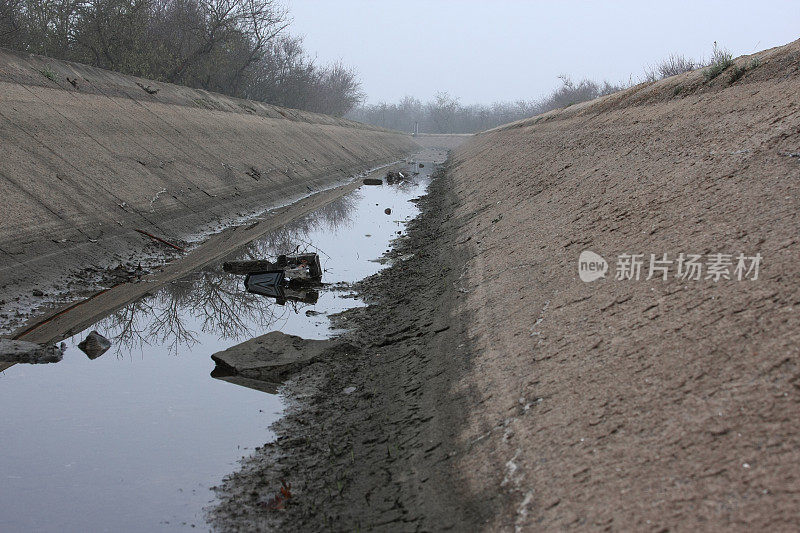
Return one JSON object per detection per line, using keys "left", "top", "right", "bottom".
{"left": 0, "top": 48, "right": 418, "bottom": 328}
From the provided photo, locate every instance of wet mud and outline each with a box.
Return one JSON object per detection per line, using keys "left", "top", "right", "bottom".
{"left": 210, "top": 165, "right": 490, "bottom": 531}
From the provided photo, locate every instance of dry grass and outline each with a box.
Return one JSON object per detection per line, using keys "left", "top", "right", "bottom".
{"left": 703, "top": 43, "right": 735, "bottom": 80}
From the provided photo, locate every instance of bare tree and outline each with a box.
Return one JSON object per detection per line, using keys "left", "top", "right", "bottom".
{"left": 71, "top": 0, "right": 153, "bottom": 74}
{"left": 0, "top": 0, "right": 23, "bottom": 46}
{"left": 313, "top": 62, "right": 363, "bottom": 116}
{"left": 1, "top": 0, "right": 362, "bottom": 116}
{"left": 427, "top": 91, "right": 459, "bottom": 133}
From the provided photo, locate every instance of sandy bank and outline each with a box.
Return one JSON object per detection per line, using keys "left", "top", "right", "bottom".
{"left": 447, "top": 38, "right": 800, "bottom": 530}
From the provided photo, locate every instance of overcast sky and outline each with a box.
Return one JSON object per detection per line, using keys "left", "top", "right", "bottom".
{"left": 288, "top": 0, "right": 800, "bottom": 105}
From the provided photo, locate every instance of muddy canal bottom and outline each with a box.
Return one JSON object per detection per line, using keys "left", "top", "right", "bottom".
{"left": 0, "top": 159, "right": 438, "bottom": 532}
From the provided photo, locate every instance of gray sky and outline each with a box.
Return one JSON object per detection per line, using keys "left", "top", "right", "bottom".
{"left": 288, "top": 0, "right": 800, "bottom": 105}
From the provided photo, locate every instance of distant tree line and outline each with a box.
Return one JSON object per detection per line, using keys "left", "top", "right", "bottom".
{"left": 349, "top": 48, "right": 711, "bottom": 134}
{"left": 350, "top": 49, "right": 709, "bottom": 134}
{"left": 0, "top": 0, "right": 363, "bottom": 116}
{"left": 347, "top": 76, "right": 627, "bottom": 134}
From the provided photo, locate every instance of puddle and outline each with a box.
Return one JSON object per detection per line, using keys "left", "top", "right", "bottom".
{"left": 0, "top": 157, "right": 437, "bottom": 532}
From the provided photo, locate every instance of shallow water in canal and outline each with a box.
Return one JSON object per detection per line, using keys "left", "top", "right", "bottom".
{"left": 0, "top": 161, "right": 434, "bottom": 532}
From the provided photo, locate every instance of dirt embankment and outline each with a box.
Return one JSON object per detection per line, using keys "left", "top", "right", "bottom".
{"left": 212, "top": 39, "right": 800, "bottom": 531}
{"left": 446, "top": 39, "right": 800, "bottom": 530}
{"left": 210, "top": 166, "right": 486, "bottom": 531}
{"left": 0, "top": 48, "right": 417, "bottom": 330}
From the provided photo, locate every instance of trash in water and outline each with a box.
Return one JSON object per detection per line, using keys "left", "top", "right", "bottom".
{"left": 223, "top": 259, "right": 279, "bottom": 275}
{"left": 78, "top": 331, "right": 112, "bottom": 359}
{"left": 245, "top": 270, "right": 285, "bottom": 296}
{"left": 384, "top": 208, "right": 392, "bottom": 215}
{"left": 385, "top": 171, "right": 406, "bottom": 185}
{"left": 0, "top": 339, "right": 63, "bottom": 364}
{"left": 224, "top": 253, "right": 322, "bottom": 281}
{"left": 245, "top": 271, "right": 319, "bottom": 305}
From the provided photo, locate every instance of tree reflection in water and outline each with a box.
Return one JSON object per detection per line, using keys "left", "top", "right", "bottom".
{"left": 96, "top": 193, "right": 361, "bottom": 356}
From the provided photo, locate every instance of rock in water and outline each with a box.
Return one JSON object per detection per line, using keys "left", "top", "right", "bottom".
{"left": 211, "top": 331, "right": 355, "bottom": 383}
{"left": 0, "top": 339, "right": 63, "bottom": 364}
{"left": 78, "top": 331, "right": 112, "bottom": 359}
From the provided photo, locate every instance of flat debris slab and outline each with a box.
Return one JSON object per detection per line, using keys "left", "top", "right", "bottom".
{"left": 211, "top": 331, "right": 343, "bottom": 383}
{"left": 222, "top": 259, "right": 279, "bottom": 274}
{"left": 0, "top": 339, "right": 63, "bottom": 364}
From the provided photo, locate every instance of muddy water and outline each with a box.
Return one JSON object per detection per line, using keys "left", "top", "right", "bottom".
{"left": 0, "top": 159, "right": 436, "bottom": 532}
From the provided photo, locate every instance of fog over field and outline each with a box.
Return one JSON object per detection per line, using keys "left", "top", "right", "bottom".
{"left": 290, "top": 0, "right": 800, "bottom": 104}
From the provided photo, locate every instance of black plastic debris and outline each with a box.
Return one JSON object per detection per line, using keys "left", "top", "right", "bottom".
{"left": 245, "top": 271, "right": 285, "bottom": 298}
{"left": 385, "top": 171, "right": 406, "bottom": 185}
{"left": 225, "top": 253, "right": 322, "bottom": 281}
{"left": 244, "top": 271, "right": 319, "bottom": 305}
{"left": 223, "top": 259, "right": 279, "bottom": 275}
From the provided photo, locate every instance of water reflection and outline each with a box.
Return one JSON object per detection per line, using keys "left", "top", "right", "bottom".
{"left": 210, "top": 365, "right": 281, "bottom": 395}
{"left": 95, "top": 193, "right": 362, "bottom": 356}
{"left": 0, "top": 161, "right": 436, "bottom": 532}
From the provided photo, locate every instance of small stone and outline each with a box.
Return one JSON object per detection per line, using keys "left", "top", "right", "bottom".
{"left": 32, "top": 289, "right": 44, "bottom": 297}
{"left": 343, "top": 386, "right": 357, "bottom": 395}
{"left": 384, "top": 208, "right": 392, "bottom": 215}
{"left": 78, "top": 331, "right": 112, "bottom": 359}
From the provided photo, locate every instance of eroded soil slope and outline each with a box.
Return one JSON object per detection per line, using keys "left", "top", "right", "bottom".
{"left": 447, "top": 39, "right": 800, "bottom": 530}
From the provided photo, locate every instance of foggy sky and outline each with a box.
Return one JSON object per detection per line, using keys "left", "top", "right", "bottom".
{"left": 288, "top": 0, "right": 800, "bottom": 105}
